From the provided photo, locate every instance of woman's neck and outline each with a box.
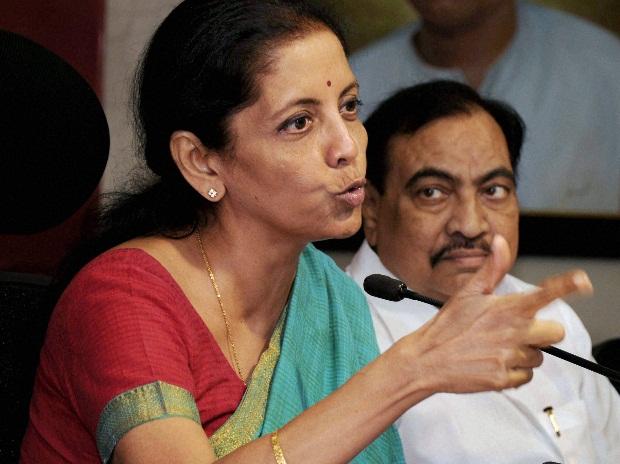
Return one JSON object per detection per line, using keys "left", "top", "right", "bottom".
{"left": 199, "top": 216, "right": 304, "bottom": 334}
{"left": 413, "top": 2, "right": 517, "bottom": 88}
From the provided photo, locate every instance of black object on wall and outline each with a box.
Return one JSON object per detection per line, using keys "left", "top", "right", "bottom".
{"left": 0, "top": 30, "right": 108, "bottom": 462}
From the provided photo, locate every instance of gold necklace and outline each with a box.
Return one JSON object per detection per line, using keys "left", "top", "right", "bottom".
{"left": 195, "top": 230, "right": 245, "bottom": 384}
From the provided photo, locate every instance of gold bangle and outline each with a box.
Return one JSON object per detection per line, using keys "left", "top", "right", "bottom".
{"left": 271, "top": 429, "right": 288, "bottom": 464}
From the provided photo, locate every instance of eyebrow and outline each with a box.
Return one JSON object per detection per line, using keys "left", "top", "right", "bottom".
{"left": 271, "top": 81, "right": 359, "bottom": 120}
{"left": 478, "top": 167, "right": 516, "bottom": 185}
{"left": 404, "top": 168, "right": 454, "bottom": 190}
{"left": 404, "top": 166, "right": 515, "bottom": 189}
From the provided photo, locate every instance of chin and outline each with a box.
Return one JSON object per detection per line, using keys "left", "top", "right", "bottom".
{"left": 313, "top": 215, "right": 362, "bottom": 242}
{"left": 439, "top": 274, "right": 478, "bottom": 299}
{"left": 316, "top": 226, "right": 360, "bottom": 242}
{"left": 336, "top": 214, "right": 363, "bottom": 239}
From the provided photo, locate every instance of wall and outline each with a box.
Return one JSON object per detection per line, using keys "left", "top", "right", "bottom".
{"left": 102, "top": 0, "right": 180, "bottom": 193}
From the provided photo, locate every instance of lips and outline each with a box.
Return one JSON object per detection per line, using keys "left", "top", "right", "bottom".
{"left": 443, "top": 249, "right": 489, "bottom": 259}
{"left": 440, "top": 249, "right": 489, "bottom": 268}
{"left": 336, "top": 179, "right": 366, "bottom": 208}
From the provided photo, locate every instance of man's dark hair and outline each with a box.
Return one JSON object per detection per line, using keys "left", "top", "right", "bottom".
{"left": 365, "top": 80, "right": 525, "bottom": 193}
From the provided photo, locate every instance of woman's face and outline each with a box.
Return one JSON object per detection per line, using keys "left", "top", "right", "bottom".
{"left": 219, "top": 29, "right": 367, "bottom": 244}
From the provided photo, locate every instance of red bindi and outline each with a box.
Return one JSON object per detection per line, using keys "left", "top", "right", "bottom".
{"left": 327, "top": 80, "right": 331, "bottom": 87}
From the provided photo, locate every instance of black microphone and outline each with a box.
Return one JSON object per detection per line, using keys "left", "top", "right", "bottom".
{"left": 364, "top": 274, "right": 444, "bottom": 307}
{"left": 363, "top": 273, "right": 620, "bottom": 383}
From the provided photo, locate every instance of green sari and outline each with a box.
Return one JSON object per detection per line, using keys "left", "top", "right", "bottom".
{"left": 211, "top": 244, "right": 405, "bottom": 463}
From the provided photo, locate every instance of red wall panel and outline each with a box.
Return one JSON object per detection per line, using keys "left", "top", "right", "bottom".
{"left": 0, "top": 0, "right": 104, "bottom": 95}
{"left": 0, "top": 0, "right": 105, "bottom": 274}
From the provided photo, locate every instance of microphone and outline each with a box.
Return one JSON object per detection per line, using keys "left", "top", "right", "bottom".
{"left": 363, "top": 273, "right": 620, "bottom": 383}
{"left": 364, "top": 274, "right": 443, "bottom": 307}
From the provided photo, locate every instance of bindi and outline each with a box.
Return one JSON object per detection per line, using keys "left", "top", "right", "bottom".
{"left": 326, "top": 80, "right": 331, "bottom": 87}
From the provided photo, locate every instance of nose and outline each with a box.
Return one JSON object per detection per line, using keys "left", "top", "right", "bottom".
{"left": 445, "top": 193, "right": 490, "bottom": 240}
{"left": 325, "top": 117, "right": 358, "bottom": 168}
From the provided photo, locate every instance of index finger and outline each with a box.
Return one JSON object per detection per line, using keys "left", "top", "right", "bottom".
{"left": 520, "top": 269, "right": 592, "bottom": 316}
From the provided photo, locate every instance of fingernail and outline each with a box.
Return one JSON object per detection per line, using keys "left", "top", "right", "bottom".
{"left": 572, "top": 271, "right": 593, "bottom": 293}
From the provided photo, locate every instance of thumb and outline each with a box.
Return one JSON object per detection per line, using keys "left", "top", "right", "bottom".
{"left": 458, "top": 234, "right": 511, "bottom": 297}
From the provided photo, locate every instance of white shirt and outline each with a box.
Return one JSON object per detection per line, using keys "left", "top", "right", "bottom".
{"left": 350, "top": 1, "right": 620, "bottom": 214}
{"left": 347, "top": 241, "right": 620, "bottom": 463}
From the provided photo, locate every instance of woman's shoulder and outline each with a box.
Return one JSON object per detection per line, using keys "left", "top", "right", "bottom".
{"left": 76, "top": 235, "right": 183, "bottom": 289}
{"left": 75, "top": 245, "right": 174, "bottom": 291}
{"left": 56, "top": 239, "right": 194, "bottom": 329}
{"left": 47, "top": 239, "right": 206, "bottom": 366}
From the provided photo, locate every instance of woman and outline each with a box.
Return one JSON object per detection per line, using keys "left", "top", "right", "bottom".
{"left": 21, "top": 1, "right": 589, "bottom": 463}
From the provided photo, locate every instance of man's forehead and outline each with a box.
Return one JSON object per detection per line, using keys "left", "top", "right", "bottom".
{"left": 385, "top": 111, "right": 512, "bottom": 181}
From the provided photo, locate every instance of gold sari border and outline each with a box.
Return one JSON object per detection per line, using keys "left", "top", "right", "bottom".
{"left": 209, "top": 307, "right": 287, "bottom": 457}
{"left": 96, "top": 380, "right": 200, "bottom": 463}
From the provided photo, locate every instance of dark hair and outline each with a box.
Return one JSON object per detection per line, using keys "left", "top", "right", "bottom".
{"left": 365, "top": 80, "right": 525, "bottom": 193}
{"left": 131, "top": 0, "right": 346, "bottom": 233}
{"left": 55, "top": 0, "right": 346, "bottom": 291}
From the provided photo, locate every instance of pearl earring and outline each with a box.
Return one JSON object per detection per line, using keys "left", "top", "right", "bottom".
{"left": 207, "top": 188, "right": 218, "bottom": 199}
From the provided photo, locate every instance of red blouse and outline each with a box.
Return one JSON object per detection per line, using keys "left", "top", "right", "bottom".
{"left": 21, "top": 249, "right": 246, "bottom": 463}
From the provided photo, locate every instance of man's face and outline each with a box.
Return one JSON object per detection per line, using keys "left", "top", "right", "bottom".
{"left": 364, "top": 109, "right": 519, "bottom": 301}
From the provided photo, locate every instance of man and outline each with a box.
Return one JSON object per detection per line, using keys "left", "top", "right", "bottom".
{"left": 350, "top": 0, "right": 620, "bottom": 214}
{"left": 346, "top": 81, "right": 620, "bottom": 463}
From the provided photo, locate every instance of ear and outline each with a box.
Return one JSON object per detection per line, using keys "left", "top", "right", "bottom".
{"left": 169, "top": 130, "right": 226, "bottom": 202}
{"left": 362, "top": 182, "right": 382, "bottom": 247}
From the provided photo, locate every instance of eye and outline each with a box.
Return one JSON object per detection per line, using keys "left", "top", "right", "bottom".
{"left": 417, "top": 187, "right": 446, "bottom": 200}
{"left": 279, "top": 114, "right": 312, "bottom": 134}
{"left": 340, "top": 98, "right": 363, "bottom": 118}
{"left": 483, "top": 184, "right": 511, "bottom": 200}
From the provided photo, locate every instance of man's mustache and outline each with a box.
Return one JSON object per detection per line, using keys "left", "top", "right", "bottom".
{"left": 430, "top": 235, "right": 492, "bottom": 268}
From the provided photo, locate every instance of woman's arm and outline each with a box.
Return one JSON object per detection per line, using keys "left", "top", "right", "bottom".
{"left": 113, "top": 236, "right": 591, "bottom": 463}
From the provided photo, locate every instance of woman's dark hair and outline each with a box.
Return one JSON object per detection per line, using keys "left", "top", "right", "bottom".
{"left": 55, "top": 0, "right": 346, "bottom": 292}
{"left": 365, "top": 80, "right": 525, "bottom": 194}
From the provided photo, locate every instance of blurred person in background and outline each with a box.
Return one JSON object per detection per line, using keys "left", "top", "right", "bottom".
{"left": 350, "top": 0, "right": 620, "bottom": 215}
